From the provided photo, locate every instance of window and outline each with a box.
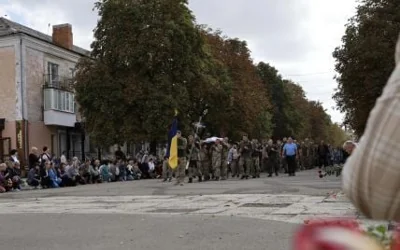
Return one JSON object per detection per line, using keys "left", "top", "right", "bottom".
{"left": 48, "top": 62, "right": 59, "bottom": 86}
{"left": 44, "top": 89, "right": 75, "bottom": 113}
{"left": 69, "top": 68, "right": 76, "bottom": 78}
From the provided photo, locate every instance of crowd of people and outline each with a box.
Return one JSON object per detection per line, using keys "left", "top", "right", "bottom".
{"left": 0, "top": 135, "right": 349, "bottom": 192}
{"left": 163, "top": 133, "right": 349, "bottom": 186}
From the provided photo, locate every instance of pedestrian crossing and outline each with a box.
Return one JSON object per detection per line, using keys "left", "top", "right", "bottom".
{"left": 0, "top": 193, "right": 385, "bottom": 227}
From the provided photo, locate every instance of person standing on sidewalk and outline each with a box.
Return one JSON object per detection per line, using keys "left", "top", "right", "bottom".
{"left": 282, "top": 137, "right": 298, "bottom": 176}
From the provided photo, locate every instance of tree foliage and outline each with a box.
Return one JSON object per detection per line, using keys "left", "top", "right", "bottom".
{"left": 75, "top": 0, "right": 347, "bottom": 146}
{"left": 333, "top": 0, "right": 400, "bottom": 136}
{"left": 202, "top": 29, "right": 272, "bottom": 140}
{"left": 75, "top": 0, "right": 214, "bottom": 145}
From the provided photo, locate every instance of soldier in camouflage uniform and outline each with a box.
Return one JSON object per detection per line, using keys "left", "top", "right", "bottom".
{"left": 301, "top": 138, "right": 310, "bottom": 169}
{"left": 239, "top": 134, "right": 252, "bottom": 179}
{"left": 251, "top": 139, "right": 261, "bottom": 178}
{"left": 281, "top": 137, "right": 288, "bottom": 173}
{"left": 211, "top": 139, "right": 223, "bottom": 181}
{"left": 175, "top": 131, "right": 187, "bottom": 186}
{"left": 199, "top": 143, "right": 211, "bottom": 181}
{"left": 187, "top": 135, "right": 201, "bottom": 183}
{"left": 266, "top": 139, "right": 279, "bottom": 177}
{"left": 276, "top": 139, "right": 282, "bottom": 173}
{"left": 228, "top": 143, "right": 240, "bottom": 177}
{"left": 162, "top": 156, "right": 172, "bottom": 182}
{"left": 220, "top": 137, "right": 230, "bottom": 180}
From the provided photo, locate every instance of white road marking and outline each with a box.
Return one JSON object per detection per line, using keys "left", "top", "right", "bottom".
{"left": 0, "top": 193, "right": 386, "bottom": 226}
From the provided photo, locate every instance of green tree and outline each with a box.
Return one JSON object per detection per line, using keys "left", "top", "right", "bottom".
{"left": 282, "top": 80, "right": 310, "bottom": 139}
{"left": 75, "top": 0, "right": 218, "bottom": 145}
{"left": 328, "top": 123, "right": 351, "bottom": 146}
{"left": 333, "top": 0, "right": 400, "bottom": 136}
{"left": 257, "top": 62, "right": 291, "bottom": 138}
{"left": 202, "top": 29, "right": 272, "bottom": 140}
{"left": 307, "top": 101, "right": 332, "bottom": 142}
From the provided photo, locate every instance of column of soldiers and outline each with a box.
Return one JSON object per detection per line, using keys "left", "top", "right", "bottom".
{"left": 162, "top": 131, "right": 339, "bottom": 185}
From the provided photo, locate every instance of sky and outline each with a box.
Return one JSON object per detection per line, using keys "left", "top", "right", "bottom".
{"left": 0, "top": 0, "right": 358, "bottom": 123}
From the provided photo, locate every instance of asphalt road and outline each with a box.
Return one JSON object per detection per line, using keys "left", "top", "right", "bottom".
{"left": 0, "top": 170, "right": 341, "bottom": 250}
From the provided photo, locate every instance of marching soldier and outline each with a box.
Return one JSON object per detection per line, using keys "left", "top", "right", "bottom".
{"left": 261, "top": 140, "right": 269, "bottom": 173}
{"left": 162, "top": 156, "right": 172, "bottom": 182}
{"left": 239, "top": 134, "right": 252, "bottom": 179}
{"left": 294, "top": 139, "right": 302, "bottom": 171}
{"left": 228, "top": 143, "right": 240, "bottom": 178}
{"left": 175, "top": 130, "right": 187, "bottom": 186}
{"left": 281, "top": 137, "right": 288, "bottom": 173}
{"left": 301, "top": 138, "right": 310, "bottom": 169}
{"left": 220, "top": 137, "right": 230, "bottom": 180}
{"left": 187, "top": 135, "right": 201, "bottom": 183}
{"left": 199, "top": 143, "right": 211, "bottom": 181}
{"left": 266, "top": 139, "right": 279, "bottom": 177}
{"left": 211, "top": 139, "right": 223, "bottom": 181}
{"left": 251, "top": 139, "right": 261, "bottom": 178}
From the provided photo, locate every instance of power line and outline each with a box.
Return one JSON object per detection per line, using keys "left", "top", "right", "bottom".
{"left": 284, "top": 72, "right": 331, "bottom": 77}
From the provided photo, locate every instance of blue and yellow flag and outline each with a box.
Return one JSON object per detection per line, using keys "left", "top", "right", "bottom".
{"left": 166, "top": 110, "right": 179, "bottom": 169}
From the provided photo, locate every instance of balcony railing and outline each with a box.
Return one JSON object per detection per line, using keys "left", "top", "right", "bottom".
{"left": 43, "top": 74, "right": 74, "bottom": 92}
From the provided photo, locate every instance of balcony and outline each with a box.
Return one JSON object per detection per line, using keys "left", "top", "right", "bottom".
{"left": 43, "top": 75, "right": 77, "bottom": 127}
{"left": 44, "top": 74, "right": 74, "bottom": 92}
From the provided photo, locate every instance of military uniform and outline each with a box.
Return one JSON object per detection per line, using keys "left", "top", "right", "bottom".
{"left": 162, "top": 158, "right": 172, "bottom": 182}
{"left": 267, "top": 143, "right": 279, "bottom": 176}
{"left": 239, "top": 139, "right": 252, "bottom": 179}
{"left": 199, "top": 145, "right": 211, "bottom": 181}
{"left": 301, "top": 142, "right": 310, "bottom": 169}
{"left": 188, "top": 143, "right": 200, "bottom": 183}
{"left": 212, "top": 143, "right": 223, "bottom": 180}
{"left": 251, "top": 142, "right": 261, "bottom": 178}
{"left": 280, "top": 141, "right": 288, "bottom": 173}
{"left": 220, "top": 142, "right": 229, "bottom": 180}
{"left": 176, "top": 136, "right": 187, "bottom": 185}
{"left": 229, "top": 146, "right": 240, "bottom": 177}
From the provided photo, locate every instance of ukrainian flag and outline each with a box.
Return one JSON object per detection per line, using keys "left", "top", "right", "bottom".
{"left": 167, "top": 110, "right": 179, "bottom": 169}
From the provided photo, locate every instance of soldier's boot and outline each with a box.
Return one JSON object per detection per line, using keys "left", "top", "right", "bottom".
{"left": 188, "top": 178, "right": 193, "bottom": 183}
{"left": 168, "top": 177, "right": 172, "bottom": 182}
{"left": 162, "top": 178, "right": 167, "bottom": 182}
{"left": 215, "top": 177, "right": 220, "bottom": 181}
{"left": 245, "top": 175, "right": 249, "bottom": 179}
{"left": 198, "top": 176, "right": 202, "bottom": 182}
{"left": 275, "top": 172, "right": 279, "bottom": 177}
{"left": 268, "top": 174, "right": 272, "bottom": 177}
{"left": 240, "top": 175, "right": 246, "bottom": 180}
{"left": 221, "top": 177, "right": 227, "bottom": 180}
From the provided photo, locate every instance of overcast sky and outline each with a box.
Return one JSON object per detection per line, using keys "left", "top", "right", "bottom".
{"left": 0, "top": 0, "right": 358, "bottom": 123}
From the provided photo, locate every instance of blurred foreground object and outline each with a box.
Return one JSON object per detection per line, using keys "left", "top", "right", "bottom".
{"left": 342, "top": 34, "right": 400, "bottom": 221}
{"left": 295, "top": 219, "right": 400, "bottom": 250}
{"left": 342, "top": 141, "right": 356, "bottom": 155}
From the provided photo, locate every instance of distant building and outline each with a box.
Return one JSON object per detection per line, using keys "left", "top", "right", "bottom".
{"left": 0, "top": 17, "right": 90, "bottom": 163}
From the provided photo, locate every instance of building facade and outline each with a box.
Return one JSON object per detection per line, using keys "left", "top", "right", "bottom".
{"left": 0, "top": 18, "right": 91, "bottom": 164}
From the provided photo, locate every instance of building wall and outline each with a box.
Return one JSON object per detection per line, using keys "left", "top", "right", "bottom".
{"left": 0, "top": 33, "right": 90, "bottom": 160}
{"left": 0, "top": 37, "right": 18, "bottom": 149}
{"left": 24, "top": 36, "right": 79, "bottom": 122}
{"left": 22, "top": 35, "right": 84, "bottom": 158}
